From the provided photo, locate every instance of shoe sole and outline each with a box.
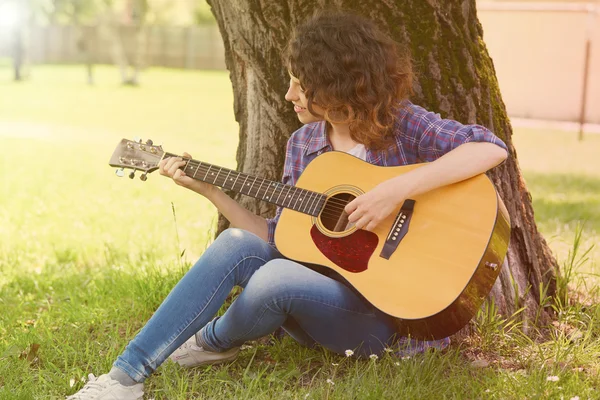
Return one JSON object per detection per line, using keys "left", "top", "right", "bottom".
{"left": 171, "top": 349, "right": 240, "bottom": 368}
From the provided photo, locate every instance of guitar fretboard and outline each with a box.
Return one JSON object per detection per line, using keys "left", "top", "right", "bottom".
{"left": 165, "top": 153, "right": 327, "bottom": 217}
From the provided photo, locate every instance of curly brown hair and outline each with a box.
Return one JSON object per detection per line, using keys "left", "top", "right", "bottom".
{"left": 285, "top": 11, "right": 413, "bottom": 150}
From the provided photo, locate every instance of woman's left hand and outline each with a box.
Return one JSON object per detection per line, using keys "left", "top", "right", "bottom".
{"left": 344, "top": 177, "right": 413, "bottom": 232}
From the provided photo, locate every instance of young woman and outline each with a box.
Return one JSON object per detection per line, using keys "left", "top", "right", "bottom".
{"left": 68, "top": 11, "right": 508, "bottom": 400}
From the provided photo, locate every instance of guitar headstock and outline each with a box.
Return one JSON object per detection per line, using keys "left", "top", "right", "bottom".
{"left": 109, "top": 138, "right": 164, "bottom": 181}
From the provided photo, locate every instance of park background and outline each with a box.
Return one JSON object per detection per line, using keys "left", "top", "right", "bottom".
{"left": 0, "top": 0, "right": 599, "bottom": 399}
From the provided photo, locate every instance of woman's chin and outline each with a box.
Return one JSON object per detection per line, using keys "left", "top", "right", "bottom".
{"left": 297, "top": 113, "right": 321, "bottom": 125}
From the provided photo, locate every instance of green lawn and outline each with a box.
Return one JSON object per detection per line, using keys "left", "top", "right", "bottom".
{"left": 0, "top": 65, "right": 598, "bottom": 399}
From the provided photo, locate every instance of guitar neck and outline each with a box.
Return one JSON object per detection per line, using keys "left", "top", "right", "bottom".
{"left": 165, "top": 152, "right": 326, "bottom": 217}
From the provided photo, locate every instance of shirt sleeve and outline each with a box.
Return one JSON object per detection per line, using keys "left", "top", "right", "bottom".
{"left": 266, "top": 206, "right": 283, "bottom": 247}
{"left": 265, "top": 137, "right": 295, "bottom": 247}
{"left": 406, "top": 105, "right": 508, "bottom": 163}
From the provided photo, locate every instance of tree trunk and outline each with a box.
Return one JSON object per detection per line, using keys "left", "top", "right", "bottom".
{"left": 12, "top": 26, "right": 26, "bottom": 81}
{"left": 73, "top": 19, "right": 95, "bottom": 85}
{"left": 207, "top": 0, "right": 558, "bottom": 329}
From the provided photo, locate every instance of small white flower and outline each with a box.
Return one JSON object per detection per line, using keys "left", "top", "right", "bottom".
{"left": 570, "top": 396, "right": 580, "bottom": 400}
{"left": 369, "top": 354, "right": 378, "bottom": 360}
{"left": 402, "top": 356, "right": 411, "bottom": 360}
{"left": 484, "top": 389, "right": 491, "bottom": 393}
{"left": 304, "top": 394, "right": 310, "bottom": 399}
{"left": 547, "top": 375, "right": 560, "bottom": 382}
{"left": 394, "top": 362, "right": 400, "bottom": 366}
{"left": 69, "top": 378, "right": 75, "bottom": 388}
{"left": 326, "top": 378, "right": 335, "bottom": 385}
{"left": 331, "top": 363, "right": 339, "bottom": 366}
{"left": 345, "top": 349, "right": 354, "bottom": 357}
{"left": 384, "top": 347, "right": 393, "bottom": 353}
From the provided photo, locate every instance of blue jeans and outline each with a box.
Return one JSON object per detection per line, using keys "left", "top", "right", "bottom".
{"left": 114, "top": 229, "right": 398, "bottom": 383}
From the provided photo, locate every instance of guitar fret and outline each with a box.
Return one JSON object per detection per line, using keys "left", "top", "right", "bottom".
{"left": 203, "top": 165, "right": 212, "bottom": 181}
{"left": 192, "top": 161, "right": 201, "bottom": 178}
{"left": 231, "top": 171, "right": 241, "bottom": 191}
{"left": 297, "top": 189, "right": 308, "bottom": 213}
{"left": 305, "top": 190, "right": 316, "bottom": 214}
{"left": 261, "top": 179, "right": 270, "bottom": 201}
{"left": 298, "top": 189, "right": 308, "bottom": 212}
{"left": 303, "top": 190, "right": 315, "bottom": 214}
{"left": 274, "top": 182, "right": 284, "bottom": 206}
{"left": 212, "top": 167, "right": 221, "bottom": 184}
{"left": 249, "top": 177, "right": 259, "bottom": 197}
{"left": 265, "top": 181, "right": 273, "bottom": 201}
{"left": 291, "top": 187, "right": 302, "bottom": 211}
{"left": 284, "top": 185, "right": 294, "bottom": 208}
{"left": 310, "top": 195, "right": 321, "bottom": 217}
{"left": 307, "top": 192, "right": 319, "bottom": 216}
{"left": 320, "top": 195, "right": 327, "bottom": 216}
{"left": 222, "top": 170, "right": 232, "bottom": 189}
{"left": 317, "top": 196, "right": 326, "bottom": 216}
{"left": 271, "top": 183, "right": 281, "bottom": 202}
{"left": 240, "top": 174, "right": 250, "bottom": 195}
{"left": 256, "top": 178, "right": 266, "bottom": 199}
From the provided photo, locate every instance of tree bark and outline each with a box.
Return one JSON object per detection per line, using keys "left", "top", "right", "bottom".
{"left": 207, "top": 0, "right": 558, "bottom": 329}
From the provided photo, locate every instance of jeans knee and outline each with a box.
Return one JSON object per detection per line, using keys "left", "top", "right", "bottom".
{"left": 245, "top": 260, "right": 301, "bottom": 298}
{"left": 207, "top": 228, "right": 266, "bottom": 256}
{"left": 215, "top": 228, "right": 254, "bottom": 246}
{"left": 192, "top": 228, "right": 278, "bottom": 287}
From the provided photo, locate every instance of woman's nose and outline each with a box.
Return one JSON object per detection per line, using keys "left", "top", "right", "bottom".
{"left": 285, "top": 85, "right": 297, "bottom": 101}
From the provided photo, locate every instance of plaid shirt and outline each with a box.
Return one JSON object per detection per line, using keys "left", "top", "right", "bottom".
{"left": 267, "top": 101, "right": 508, "bottom": 243}
{"left": 265, "top": 101, "right": 507, "bottom": 350}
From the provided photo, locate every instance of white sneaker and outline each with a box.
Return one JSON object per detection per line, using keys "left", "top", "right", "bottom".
{"left": 66, "top": 374, "right": 144, "bottom": 400}
{"left": 169, "top": 335, "right": 240, "bottom": 368}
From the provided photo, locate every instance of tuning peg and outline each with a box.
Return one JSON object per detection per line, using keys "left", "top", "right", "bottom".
{"left": 140, "top": 173, "right": 148, "bottom": 182}
{"left": 115, "top": 168, "right": 124, "bottom": 177}
{"left": 134, "top": 136, "right": 142, "bottom": 143}
{"left": 146, "top": 139, "right": 153, "bottom": 146}
{"left": 129, "top": 170, "right": 136, "bottom": 179}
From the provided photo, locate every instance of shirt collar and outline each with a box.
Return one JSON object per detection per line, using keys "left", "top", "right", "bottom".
{"left": 303, "top": 120, "right": 388, "bottom": 165}
{"left": 305, "top": 121, "right": 332, "bottom": 156}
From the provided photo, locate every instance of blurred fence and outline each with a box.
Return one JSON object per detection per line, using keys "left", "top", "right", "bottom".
{"left": 0, "top": 3, "right": 598, "bottom": 124}
{"left": 0, "top": 24, "right": 226, "bottom": 70}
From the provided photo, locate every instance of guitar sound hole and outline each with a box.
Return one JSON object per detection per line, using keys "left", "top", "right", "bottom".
{"left": 319, "top": 193, "right": 357, "bottom": 232}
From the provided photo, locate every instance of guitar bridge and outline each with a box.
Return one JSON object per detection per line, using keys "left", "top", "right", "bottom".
{"left": 379, "top": 199, "right": 415, "bottom": 260}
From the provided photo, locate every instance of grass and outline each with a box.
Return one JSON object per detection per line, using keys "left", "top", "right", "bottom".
{"left": 1, "top": 65, "right": 599, "bottom": 399}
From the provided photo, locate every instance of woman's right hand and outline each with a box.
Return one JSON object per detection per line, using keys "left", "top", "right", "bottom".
{"left": 158, "top": 152, "right": 216, "bottom": 198}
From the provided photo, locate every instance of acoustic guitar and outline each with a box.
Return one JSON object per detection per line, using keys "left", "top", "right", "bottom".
{"left": 110, "top": 138, "right": 510, "bottom": 340}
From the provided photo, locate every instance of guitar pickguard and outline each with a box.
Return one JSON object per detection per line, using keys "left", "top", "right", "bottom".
{"left": 310, "top": 226, "right": 379, "bottom": 273}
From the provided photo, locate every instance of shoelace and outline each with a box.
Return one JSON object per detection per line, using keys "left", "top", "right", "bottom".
{"left": 67, "top": 374, "right": 109, "bottom": 399}
{"left": 184, "top": 341, "right": 205, "bottom": 352}
{"left": 179, "top": 338, "right": 205, "bottom": 353}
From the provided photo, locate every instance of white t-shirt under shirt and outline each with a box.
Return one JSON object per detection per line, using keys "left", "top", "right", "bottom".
{"left": 346, "top": 143, "right": 367, "bottom": 161}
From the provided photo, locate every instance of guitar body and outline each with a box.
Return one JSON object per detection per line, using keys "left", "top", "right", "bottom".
{"left": 275, "top": 151, "right": 510, "bottom": 340}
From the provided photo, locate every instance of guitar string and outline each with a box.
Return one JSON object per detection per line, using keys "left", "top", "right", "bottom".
{"left": 178, "top": 164, "right": 369, "bottom": 223}
{"left": 180, "top": 158, "right": 357, "bottom": 213}
{"left": 154, "top": 153, "right": 367, "bottom": 215}
{"left": 182, "top": 159, "right": 357, "bottom": 216}
{"left": 132, "top": 151, "right": 373, "bottom": 220}
{"left": 181, "top": 165, "right": 351, "bottom": 220}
